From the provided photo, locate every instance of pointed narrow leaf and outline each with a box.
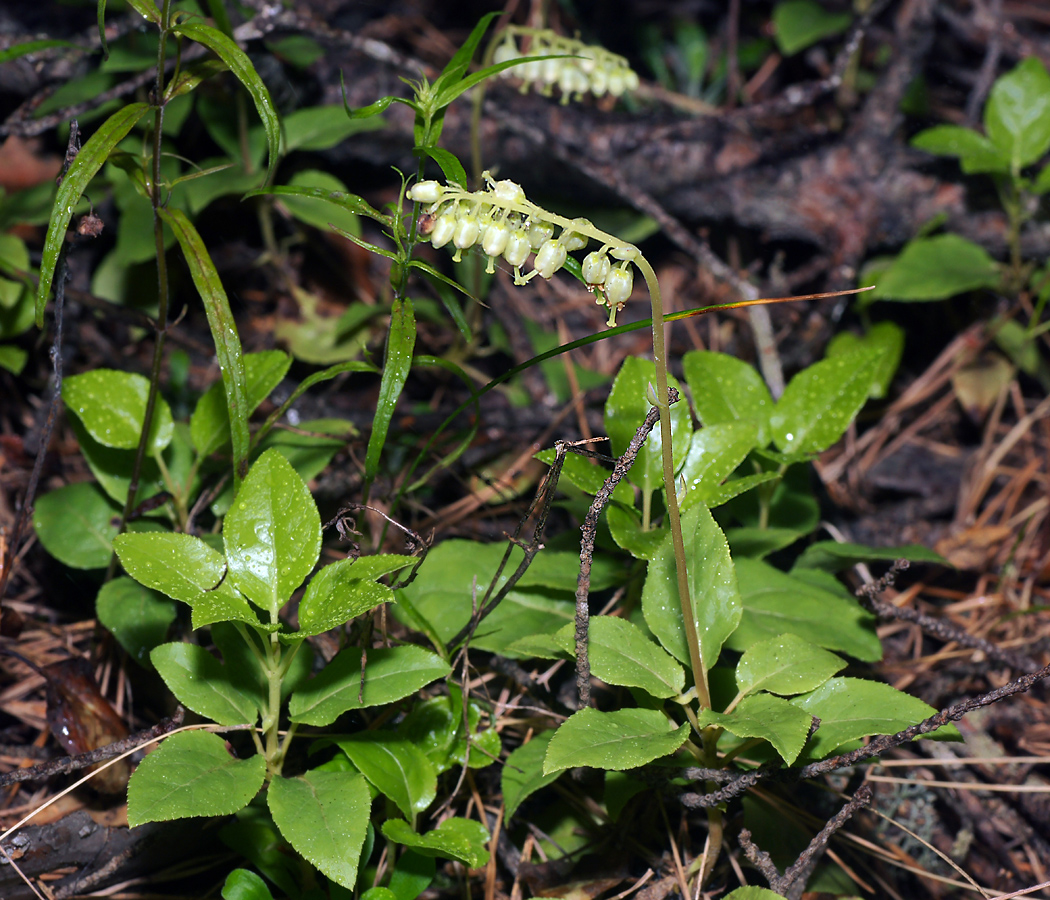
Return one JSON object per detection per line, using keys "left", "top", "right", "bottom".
{"left": 114, "top": 532, "right": 225, "bottom": 603}
{"left": 381, "top": 817, "right": 490, "bottom": 868}
{"left": 543, "top": 708, "right": 689, "bottom": 774}
{"left": 792, "top": 677, "right": 959, "bottom": 759}
{"left": 793, "top": 540, "right": 946, "bottom": 572}
{"left": 334, "top": 733, "right": 437, "bottom": 818}
{"left": 770, "top": 348, "right": 883, "bottom": 454}
{"left": 37, "top": 103, "right": 149, "bottom": 323}
{"left": 436, "top": 11, "right": 500, "bottom": 86}
{"left": 289, "top": 645, "right": 451, "bottom": 726}
{"left": 554, "top": 616, "right": 684, "bottom": 698}
{"left": 698, "top": 692, "right": 813, "bottom": 764}
{"left": 151, "top": 642, "right": 261, "bottom": 725}
{"left": 268, "top": 770, "right": 372, "bottom": 889}
{"left": 223, "top": 448, "right": 321, "bottom": 618}
{"left": 127, "top": 730, "right": 265, "bottom": 825}
{"left": 174, "top": 21, "right": 280, "bottom": 183}
{"left": 641, "top": 504, "right": 740, "bottom": 673}
{"left": 365, "top": 297, "right": 415, "bottom": 482}
{"left": 159, "top": 207, "right": 250, "bottom": 480}
{"left": 735, "top": 634, "right": 845, "bottom": 697}
{"left": 247, "top": 184, "right": 386, "bottom": 224}
{"left": 502, "top": 732, "right": 560, "bottom": 819}
{"left": 418, "top": 147, "right": 467, "bottom": 190}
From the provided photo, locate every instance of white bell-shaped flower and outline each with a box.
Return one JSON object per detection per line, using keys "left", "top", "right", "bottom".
{"left": 534, "top": 239, "right": 568, "bottom": 278}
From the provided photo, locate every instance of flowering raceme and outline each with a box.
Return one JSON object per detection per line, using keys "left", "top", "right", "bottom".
{"left": 491, "top": 28, "right": 640, "bottom": 104}
{"left": 407, "top": 172, "right": 640, "bottom": 326}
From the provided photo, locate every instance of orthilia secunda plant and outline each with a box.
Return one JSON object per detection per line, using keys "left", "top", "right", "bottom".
{"left": 490, "top": 27, "right": 640, "bottom": 102}
{"left": 407, "top": 173, "right": 712, "bottom": 713}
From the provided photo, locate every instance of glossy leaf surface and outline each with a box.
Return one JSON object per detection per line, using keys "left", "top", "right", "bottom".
{"left": 127, "top": 730, "right": 265, "bottom": 825}
{"left": 543, "top": 708, "right": 689, "bottom": 774}
{"left": 381, "top": 817, "right": 490, "bottom": 868}
{"left": 65, "top": 369, "right": 173, "bottom": 453}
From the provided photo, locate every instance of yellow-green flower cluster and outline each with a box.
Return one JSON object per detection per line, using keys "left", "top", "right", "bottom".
{"left": 407, "top": 172, "right": 639, "bottom": 326}
{"left": 491, "top": 28, "right": 640, "bottom": 103}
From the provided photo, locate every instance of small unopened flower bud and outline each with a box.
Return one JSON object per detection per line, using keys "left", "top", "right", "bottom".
{"left": 608, "top": 69, "right": 626, "bottom": 97}
{"left": 610, "top": 245, "right": 640, "bottom": 261}
{"left": 482, "top": 220, "right": 511, "bottom": 258}
{"left": 430, "top": 210, "right": 457, "bottom": 249}
{"left": 407, "top": 181, "right": 444, "bottom": 204}
{"left": 492, "top": 179, "right": 526, "bottom": 205}
{"left": 605, "top": 265, "right": 633, "bottom": 306}
{"left": 527, "top": 220, "right": 555, "bottom": 251}
{"left": 452, "top": 213, "right": 480, "bottom": 261}
{"left": 560, "top": 220, "right": 589, "bottom": 252}
{"left": 504, "top": 229, "right": 532, "bottom": 267}
{"left": 582, "top": 251, "right": 610, "bottom": 285}
{"left": 534, "top": 239, "right": 568, "bottom": 278}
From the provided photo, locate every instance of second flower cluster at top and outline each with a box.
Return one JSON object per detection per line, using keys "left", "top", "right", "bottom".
{"left": 408, "top": 172, "right": 639, "bottom": 326}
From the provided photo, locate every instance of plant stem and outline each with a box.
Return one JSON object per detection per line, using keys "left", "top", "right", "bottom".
{"left": 634, "top": 256, "right": 710, "bottom": 712}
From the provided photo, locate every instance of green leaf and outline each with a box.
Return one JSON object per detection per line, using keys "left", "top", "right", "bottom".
{"left": 36, "top": 102, "right": 150, "bottom": 325}
{"left": 605, "top": 357, "right": 691, "bottom": 495}
{"left": 151, "top": 641, "right": 261, "bottom": 725}
{"left": 366, "top": 297, "right": 415, "bottom": 482}
{"left": 418, "top": 147, "right": 467, "bottom": 190}
{"left": 871, "top": 234, "right": 1000, "bottom": 302}
{"left": 289, "top": 645, "right": 451, "bottom": 726}
{"left": 224, "top": 448, "right": 321, "bottom": 618}
{"left": 190, "top": 579, "right": 262, "bottom": 630}
{"left": 607, "top": 507, "right": 668, "bottom": 560}
{"left": 282, "top": 104, "right": 384, "bottom": 153}
{"left": 985, "top": 56, "right": 1050, "bottom": 171}
{"left": 677, "top": 421, "right": 761, "bottom": 512}
{"left": 127, "top": 730, "right": 265, "bottom": 826}
{"left": 792, "top": 677, "right": 959, "bottom": 759}
{"left": 96, "top": 577, "right": 175, "bottom": 668}
{"left": 698, "top": 692, "right": 813, "bottom": 764}
{"left": 334, "top": 732, "right": 437, "bottom": 819}
{"left": 279, "top": 170, "right": 363, "bottom": 235}
{"left": 911, "top": 124, "right": 1009, "bottom": 174}
{"left": 34, "top": 482, "right": 162, "bottom": 569}
{"left": 392, "top": 541, "right": 575, "bottom": 656}
{"left": 682, "top": 350, "right": 773, "bottom": 444}
{"left": 435, "top": 11, "right": 500, "bottom": 88}
{"left": 297, "top": 564, "right": 392, "bottom": 638}
{"left": 772, "top": 0, "right": 852, "bottom": 56}
{"left": 770, "top": 348, "right": 883, "bottom": 454}
{"left": 0, "top": 344, "right": 27, "bottom": 374}
{"left": 825, "top": 321, "right": 904, "bottom": 399}
{"left": 725, "top": 527, "right": 802, "bottom": 559}
{"left": 223, "top": 869, "right": 275, "bottom": 900}
{"left": 502, "top": 732, "right": 560, "bottom": 820}
{"left": 554, "top": 616, "right": 685, "bottom": 699}
{"left": 397, "top": 688, "right": 500, "bottom": 774}
{"left": 0, "top": 39, "right": 76, "bottom": 64}
{"left": 793, "top": 540, "right": 946, "bottom": 572}
{"left": 724, "top": 887, "right": 785, "bottom": 900}
{"left": 191, "top": 350, "right": 291, "bottom": 458}
{"left": 363, "top": 889, "right": 398, "bottom": 900}
{"left": 174, "top": 21, "right": 280, "bottom": 184}
{"left": 114, "top": 532, "right": 225, "bottom": 604}
{"left": 735, "top": 633, "right": 845, "bottom": 697}
{"left": 641, "top": 504, "right": 740, "bottom": 673}
{"left": 544, "top": 708, "right": 689, "bottom": 774}
{"left": 159, "top": 207, "right": 250, "bottom": 481}
{"left": 268, "top": 770, "right": 372, "bottom": 889}
{"left": 381, "top": 818, "right": 490, "bottom": 868}
{"left": 727, "top": 558, "right": 881, "bottom": 661}
{"left": 388, "top": 851, "right": 435, "bottom": 900}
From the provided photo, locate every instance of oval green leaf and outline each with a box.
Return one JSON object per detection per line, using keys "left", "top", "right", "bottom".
{"left": 682, "top": 350, "right": 773, "bottom": 443}
{"left": 223, "top": 448, "right": 321, "bottom": 617}
{"left": 96, "top": 577, "right": 176, "bottom": 668}
{"left": 698, "top": 692, "right": 813, "bottom": 764}
{"left": 127, "top": 730, "right": 265, "bottom": 826}
{"left": 64, "top": 368, "right": 173, "bottom": 452}
{"left": 502, "top": 732, "right": 560, "bottom": 820}
{"left": 334, "top": 732, "right": 437, "bottom": 819}
{"left": 641, "top": 503, "right": 740, "bottom": 674}
{"left": 151, "top": 641, "right": 260, "bottom": 725}
{"left": 543, "top": 708, "right": 690, "bottom": 774}
{"left": 289, "top": 645, "right": 451, "bottom": 726}
{"left": 268, "top": 770, "right": 372, "bottom": 889}
{"left": 114, "top": 532, "right": 225, "bottom": 604}
{"left": 381, "top": 817, "right": 490, "bottom": 869}
{"left": 735, "top": 633, "right": 845, "bottom": 697}
{"left": 298, "top": 560, "right": 393, "bottom": 637}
